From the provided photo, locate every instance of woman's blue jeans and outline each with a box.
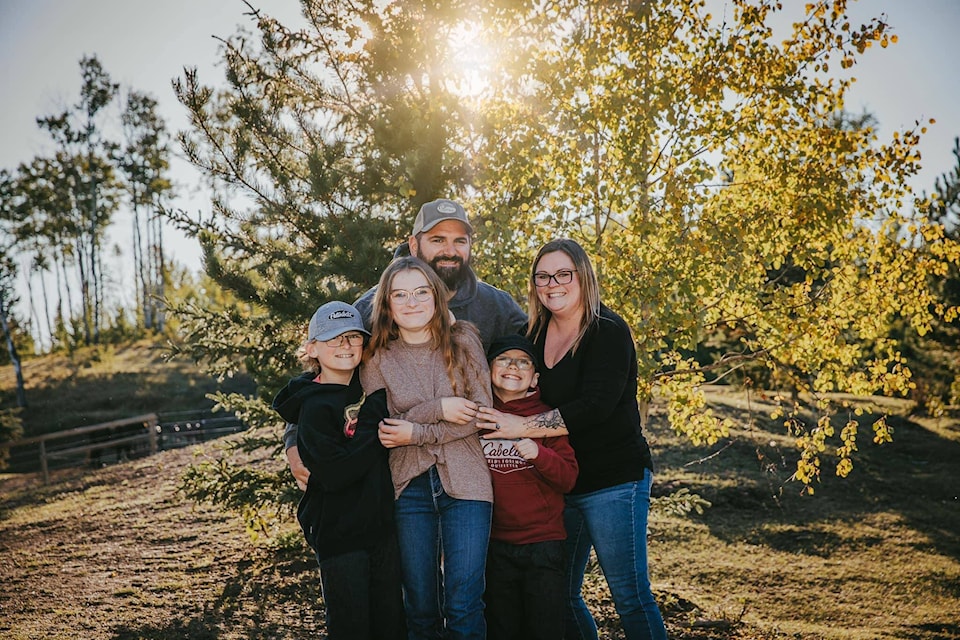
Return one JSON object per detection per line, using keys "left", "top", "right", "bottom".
{"left": 395, "top": 466, "right": 492, "bottom": 640}
{"left": 563, "top": 469, "right": 668, "bottom": 640}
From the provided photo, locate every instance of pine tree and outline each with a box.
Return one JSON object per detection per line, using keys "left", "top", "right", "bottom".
{"left": 171, "top": 0, "right": 493, "bottom": 529}
{"left": 0, "top": 172, "right": 28, "bottom": 408}
{"left": 899, "top": 137, "right": 960, "bottom": 413}
{"left": 36, "top": 56, "right": 121, "bottom": 346}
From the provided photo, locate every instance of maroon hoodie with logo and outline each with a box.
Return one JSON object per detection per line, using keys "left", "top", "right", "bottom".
{"left": 483, "top": 388, "right": 579, "bottom": 544}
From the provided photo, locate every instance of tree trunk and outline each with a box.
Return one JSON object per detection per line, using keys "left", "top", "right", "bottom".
{"left": 147, "top": 202, "right": 158, "bottom": 331}
{"left": 89, "top": 151, "right": 102, "bottom": 345}
{"left": 76, "top": 232, "right": 92, "bottom": 345}
{"left": 39, "top": 268, "right": 53, "bottom": 351}
{"left": 53, "top": 252, "right": 65, "bottom": 347}
{"left": 92, "top": 231, "right": 102, "bottom": 344}
{"left": 20, "top": 263, "right": 40, "bottom": 347}
{"left": 153, "top": 206, "right": 165, "bottom": 332}
{"left": 134, "top": 200, "right": 150, "bottom": 330}
{"left": 58, "top": 246, "right": 75, "bottom": 343}
{"left": 0, "top": 292, "right": 27, "bottom": 408}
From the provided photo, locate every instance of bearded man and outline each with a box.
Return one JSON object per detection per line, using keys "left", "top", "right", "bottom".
{"left": 354, "top": 198, "right": 527, "bottom": 350}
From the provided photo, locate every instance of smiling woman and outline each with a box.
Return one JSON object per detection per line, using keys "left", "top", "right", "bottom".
{"left": 476, "top": 238, "right": 667, "bottom": 639}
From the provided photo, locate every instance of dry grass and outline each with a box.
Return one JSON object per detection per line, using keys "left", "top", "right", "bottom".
{"left": 647, "top": 388, "right": 960, "bottom": 640}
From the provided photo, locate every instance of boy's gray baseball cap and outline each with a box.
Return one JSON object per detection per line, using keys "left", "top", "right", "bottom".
{"left": 411, "top": 198, "right": 474, "bottom": 236}
{"left": 308, "top": 301, "right": 370, "bottom": 342}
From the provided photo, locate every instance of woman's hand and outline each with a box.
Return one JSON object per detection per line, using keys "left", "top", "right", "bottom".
{"left": 378, "top": 418, "right": 415, "bottom": 448}
{"left": 440, "top": 397, "right": 479, "bottom": 424}
{"left": 476, "top": 406, "right": 527, "bottom": 439}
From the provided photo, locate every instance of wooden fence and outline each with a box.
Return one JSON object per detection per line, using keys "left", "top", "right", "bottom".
{"left": 5, "top": 413, "right": 159, "bottom": 485}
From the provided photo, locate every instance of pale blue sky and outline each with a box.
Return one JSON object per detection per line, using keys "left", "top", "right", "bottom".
{"left": 0, "top": 0, "right": 302, "bottom": 272}
{"left": 1, "top": 0, "right": 959, "bottom": 279}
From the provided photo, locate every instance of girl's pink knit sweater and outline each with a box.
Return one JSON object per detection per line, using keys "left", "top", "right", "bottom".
{"left": 361, "top": 323, "right": 493, "bottom": 502}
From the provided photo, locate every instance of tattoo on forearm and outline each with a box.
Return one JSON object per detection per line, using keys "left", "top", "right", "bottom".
{"left": 528, "top": 409, "right": 564, "bottom": 431}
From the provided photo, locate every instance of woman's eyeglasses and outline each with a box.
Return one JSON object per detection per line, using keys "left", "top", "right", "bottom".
{"left": 492, "top": 356, "right": 535, "bottom": 370}
{"left": 389, "top": 287, "right": 434, "bottom": 305}
{"left": 533, "top": 269, "right": 576, "bottom": 287}
{"left": 324, "top": 333, "right": 365, "bottom": 347}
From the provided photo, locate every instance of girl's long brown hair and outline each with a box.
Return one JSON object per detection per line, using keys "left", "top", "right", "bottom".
{"left": 366, "top": 256, "right": 476, "bottom": 394}
{"left": 527, "top": 238, "right": 601, "bottom": 355}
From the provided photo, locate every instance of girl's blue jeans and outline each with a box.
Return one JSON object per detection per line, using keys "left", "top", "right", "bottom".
{"left": 395, "top": 466, "right": 492, "bottom": 640}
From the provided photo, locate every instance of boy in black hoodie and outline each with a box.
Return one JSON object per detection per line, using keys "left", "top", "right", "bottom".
{"left": 272, "top": 301, "right": 405, "bottom": 640}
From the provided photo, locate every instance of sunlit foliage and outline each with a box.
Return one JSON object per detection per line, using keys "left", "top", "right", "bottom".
{"left": 473, "top": 0, "right": 960, "bottom": 492}
{"left": 173, "top": 0, "right": 960, "bottom": 515}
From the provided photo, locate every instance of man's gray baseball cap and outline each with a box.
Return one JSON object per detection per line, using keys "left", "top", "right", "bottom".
{"left": 411, "top": 198, "right": 474, "bottom": 236}
{"left": 308, "top": 301, "right": 370, "bottom": 342}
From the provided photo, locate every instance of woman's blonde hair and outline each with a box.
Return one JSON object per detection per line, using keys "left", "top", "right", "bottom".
{"left": 526, "top": 238, "right": 601, "bottom": 354}
{"left": 366, "top": 256, "right": 476, "bottom": 394}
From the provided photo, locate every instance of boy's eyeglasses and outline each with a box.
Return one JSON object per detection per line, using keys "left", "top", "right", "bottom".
{"left": 533, "top": 269, "right": 576, "bottom": 287}
{"left": 389, "top": 287, "right": 434, "bottom": 305}
{"left": 324, "top": 333, "right": 365, "bottom": 347}
{"left": 492, "top": 356, "right": 534, "bottom": 370}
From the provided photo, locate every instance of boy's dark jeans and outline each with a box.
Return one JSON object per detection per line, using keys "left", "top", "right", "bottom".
{"left": 318, "top": 532, "right": 406, "bottom": 640}
{"left": 484, "top": 538, "right": 565, "bottom": 640}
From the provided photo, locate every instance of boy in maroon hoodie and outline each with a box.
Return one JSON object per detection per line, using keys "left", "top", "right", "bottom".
{"left": 481, "top": 334, "right": 579, "bottom": 640}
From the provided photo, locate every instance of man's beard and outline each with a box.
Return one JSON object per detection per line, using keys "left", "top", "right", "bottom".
{"left": 429, "top": 256, "right": 469, "bottom": 291}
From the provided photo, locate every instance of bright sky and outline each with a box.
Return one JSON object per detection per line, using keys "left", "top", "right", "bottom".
{"left": 1, "top": 0, "right": 959, "bottom": 297}
{"left": 0, "top": 0, "right": 305, "bottom": 276}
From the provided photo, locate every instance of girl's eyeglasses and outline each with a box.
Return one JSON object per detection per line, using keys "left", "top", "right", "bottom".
{"left": 533, "top": 269, "right": 576, "bottom": 287}
{"left": 324, "top": 333, "right": 365, "bottom": 347}
{"left": 389, "top": 287, "right": 434, "bottom": 304}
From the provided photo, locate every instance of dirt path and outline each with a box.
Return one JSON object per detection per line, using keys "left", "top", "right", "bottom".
{"left": 0, "top": 440, "right": 756, "bottom": 640}
{"left": 0, "top": 447, "right": 326, "bottom": 640}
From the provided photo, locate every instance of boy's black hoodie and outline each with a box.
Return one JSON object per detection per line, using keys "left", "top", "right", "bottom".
{"left": 272, "top": 370, "right": 394, "bottom": 560}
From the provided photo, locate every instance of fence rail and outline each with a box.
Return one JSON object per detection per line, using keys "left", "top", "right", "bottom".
{"left": 1, "top": 411, "right": 247, "bottom": 484}
{"left": 7, "top": 414, "right": 159, "bottom": 484}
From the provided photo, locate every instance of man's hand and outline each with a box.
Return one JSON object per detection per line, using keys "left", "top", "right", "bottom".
{"left": 285, "top": 445, "right": 309, "bottom": 491}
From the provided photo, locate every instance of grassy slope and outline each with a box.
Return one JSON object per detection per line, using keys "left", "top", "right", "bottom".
{"left": 1, "top": 347, "right": 958, "bottom": 639}
{"left": 651, "top": 390, "right": 960, "bottom": 639}
{"left": 0, "top": 338, "right": 257, "bottom": 435}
